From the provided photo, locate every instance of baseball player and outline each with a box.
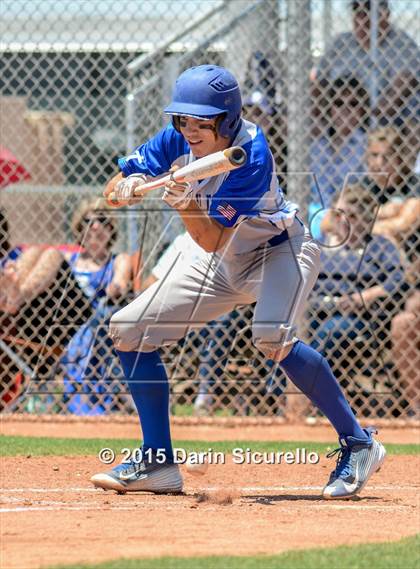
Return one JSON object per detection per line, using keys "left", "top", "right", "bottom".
{"left": 91, "top": 65, "right": 385, "bottom": 499}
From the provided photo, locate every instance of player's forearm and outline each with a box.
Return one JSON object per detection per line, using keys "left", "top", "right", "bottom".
{"left": 178, "top": 200, "right": 232, "bottom": 252}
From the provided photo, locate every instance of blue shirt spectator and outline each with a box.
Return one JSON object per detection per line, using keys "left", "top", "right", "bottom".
{"left": 313, "top": 0, "right": 420, "bottom": 97}
{"left": 309, "top": 75, "right": 369, "bottom": 240}
{"left": 316, "top": 234, "right": 404, "bottom": 298}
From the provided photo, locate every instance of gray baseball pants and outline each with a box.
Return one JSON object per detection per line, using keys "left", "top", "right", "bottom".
{"left": 109, "top": 218, "right": 321, "bottom": 359}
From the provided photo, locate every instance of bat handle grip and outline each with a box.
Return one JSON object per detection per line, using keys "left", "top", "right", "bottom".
{"left": 107, "top": 192, "right": 120, "bottom": 205}
{"left": 106, "top": 192, "right": 140, "bottom": 206}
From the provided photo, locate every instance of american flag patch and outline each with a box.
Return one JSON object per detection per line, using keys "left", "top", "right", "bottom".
{"left": 216, "top": 201, "right": 237, "bottom": 221}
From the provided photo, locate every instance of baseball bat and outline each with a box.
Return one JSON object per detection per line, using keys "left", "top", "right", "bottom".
{"left": 109, "top": 146, "right": 247, "bottom": 203}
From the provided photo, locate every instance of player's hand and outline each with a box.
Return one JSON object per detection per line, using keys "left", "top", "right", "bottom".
{"left": 105, "top": 174, "right": 147, "bottom": 208}
{"left": 162, "top": 166, "right": 193, "bottom": 210}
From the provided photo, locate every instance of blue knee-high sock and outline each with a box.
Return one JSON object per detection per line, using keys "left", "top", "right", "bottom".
{"left": 280, "top": 341, "right": 368, "bottom": 440}
{"left": 116, "top": 349, "right": 173, "bottom": 461}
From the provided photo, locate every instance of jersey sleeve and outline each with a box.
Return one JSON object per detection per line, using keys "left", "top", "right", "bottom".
{"left": 117, "top": 125, "right": 187, "bottom": 177}
{"left": 208, "top": 137, "right": 273, "bottom": 228}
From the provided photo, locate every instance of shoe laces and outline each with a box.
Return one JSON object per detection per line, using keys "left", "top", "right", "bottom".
{"left": 326, "top": 442, "right": 353, "bottom": 480}
{"left": 112, "top": 460, "right": 143, "bottom": 478}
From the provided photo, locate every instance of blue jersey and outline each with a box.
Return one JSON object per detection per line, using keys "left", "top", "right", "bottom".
{"left": 118, "top": 120, "right": 298, "bottom": 254}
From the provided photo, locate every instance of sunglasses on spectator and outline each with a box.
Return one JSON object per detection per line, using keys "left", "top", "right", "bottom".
{"left": 82, "top": 214, "right": 113, "bottom": 227}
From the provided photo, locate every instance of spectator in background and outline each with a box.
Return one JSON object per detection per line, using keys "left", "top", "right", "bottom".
{"left": 321, "top": 126, "right": 419, "bottom": 241}
{"left": 309, "top": 184, "right": 404, "bottom": 401}
{"left": 60, "top": 198, "right": 132, "bottom": 415}
{"left": 310, "top": 0, "right": 419, "bottom": 141}
{"left": 364, "top": 126, "right": 419, "bottom": 204}
{"left": 0, "top": 207, "right": 90, "bottom": 409}
{"left": 242, "top": 93, "right": 287, "bottom": 189}
{"left": 312, "top": 0, "right": 419, "bottom": 95}
{"left": 0, "top": 209, "right": 63, "bottom": 316}
{"left": 391, "top": 268, "right": 419, "bottom": 418}
{"left": 243, "top": 50, "right": 288, "bottom": 186}
{"left": 309, "top": 75, "right": 369, "bottom": 240}
{"left": 364, "top": 127, "right": 419, "bottom": 262}
{"left": 375, "top": 71, "right": 419, "bottom": 130}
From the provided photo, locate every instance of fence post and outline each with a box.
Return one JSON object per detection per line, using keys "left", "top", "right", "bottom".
{"left": 286, "top": 0, "right": 312, "bottom": 218}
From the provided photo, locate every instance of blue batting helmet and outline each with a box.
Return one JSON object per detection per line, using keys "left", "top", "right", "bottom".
{"left": 164, "top": 65, "right": 242, "bottom": 139}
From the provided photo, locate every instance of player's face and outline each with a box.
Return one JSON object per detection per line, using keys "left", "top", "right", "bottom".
{"left": 178, "top": 116, "right": 230, "bottom": 157}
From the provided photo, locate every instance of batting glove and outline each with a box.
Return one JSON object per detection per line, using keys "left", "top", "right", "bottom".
{"left": 162, "top": 181, "right": 193, "bottom": 210}
{"left": 113, "top": 174, "right": 148, "bottom": 206}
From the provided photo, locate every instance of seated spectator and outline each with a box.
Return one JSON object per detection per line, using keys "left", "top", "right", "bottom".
{"left": 60, "top": 198, "right": 132, "bottom": 415}
{"left": 312, "top": 0, "right": 419, "bottom": 96}
{"left": 0, "top": 207, "right": 90, "bottom": 410}
{"left": 375, "top": 71, "right": 419, "bottom": 130}
{"left": 309, "top": 75, "right": 369, "bottom": 240}
{"left": 364, "top": 126, "right": 418, "bottom": 204}
{"left": 321, "top": 127, "right": 419, "bottom": 239}
{"left": 389, "top": 198, "right": 419, "bottom": 418}
{"left": 242, "top": 50, "right": 288, "bottom": 186}
{"left": 373, "top": 197, "right": 420, "bottom": 248}
{"left": 365, "top": 127, "right": 419, "bottom": 256}
{"left": 242, "top": 93, "right": 287, "bottom": 188}
{"left": 391, "top": 288, "right": 419, "bottom": 419}
{"left": 309, "top": 184, "right": 404, "bottom": 407}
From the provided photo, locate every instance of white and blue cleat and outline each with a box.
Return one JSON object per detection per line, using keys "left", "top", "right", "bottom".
{"left": 323, "top": 428, "right": 386, "bottom": 500}
{"left": 91, "top": 455, "right": 183, "bottom": 494}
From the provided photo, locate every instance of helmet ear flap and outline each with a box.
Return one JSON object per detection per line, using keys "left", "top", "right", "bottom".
{"left": 172, "top": 115, "right": 181, "bottom": 132}
{"left": 217, "top": 112, "right": 240, "bottom": 138}
{"left": 214, "top": 113, "right": 226, "bottom": 138}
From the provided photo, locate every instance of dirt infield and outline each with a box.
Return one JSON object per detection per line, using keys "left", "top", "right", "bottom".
{"left": 1, "top": 454, "right": 419, "bottom": 569}
{"left": 1, "top": 415, "right": 420, "bottom": 444}
{"left": 1, "top": 418, "right": 419, "bottom": 568}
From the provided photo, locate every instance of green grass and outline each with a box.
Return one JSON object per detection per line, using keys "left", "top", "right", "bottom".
{"left": 0, "top": 435, "right": 418, "bottom": 457}
{"left": 50, "top": 534, "right": 420, "bottom": 569}
{"left": 171, "top": 404, "right": 234, "bottom": 417}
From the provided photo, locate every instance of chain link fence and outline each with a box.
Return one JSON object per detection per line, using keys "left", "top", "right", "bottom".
{"left": 0, "top": 0, "right": 418, "bottom": 420}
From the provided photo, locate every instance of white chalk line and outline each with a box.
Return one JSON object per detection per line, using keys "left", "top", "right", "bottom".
{"left": 1, "top": 484, "right": 418, "bottom": 493}
{"left": 0, "top": 484, "right": 417, "bottom": 514}
{"left": 0, "top": 505, "right": 149, "bottom": 513}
